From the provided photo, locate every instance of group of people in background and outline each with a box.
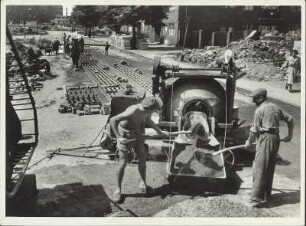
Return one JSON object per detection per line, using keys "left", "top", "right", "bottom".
{"left": 62, "top": 33, "right": 85, "bottom": 68}
{"left": 50, "top": 33, "right": 111, "bottom": 69}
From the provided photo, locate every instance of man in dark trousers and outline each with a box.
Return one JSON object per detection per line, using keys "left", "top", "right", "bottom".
{"left": 245, "top": 88, "right": 294, "bottom": 207}
{"left": 79, "top": 36, "right": 85, "bottom": 53}
{"left": 105, "top": 41, "right": 110, "bottom": 56}
{"left": 52, "top": 38, "right": 61, "bottom": 55}
{"left": 70, "top": 38, "right": 81, "bottom": 68}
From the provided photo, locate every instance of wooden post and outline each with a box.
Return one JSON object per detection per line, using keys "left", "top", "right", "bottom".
{"left": 198, "top": 29, "right": 202, "bottom": 48}
{"left": 211, "top": 32, "right": 215, "bottom": 46}
{"left": 183, "top": 17, "right": 190, "bottom": 48}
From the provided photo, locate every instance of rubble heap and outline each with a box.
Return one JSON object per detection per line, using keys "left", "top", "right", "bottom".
{"left": 6, "top": 38, "right": 55, "bottom": 93}
{"left": 177, "top": 31, "right": 301, "bottom": 81}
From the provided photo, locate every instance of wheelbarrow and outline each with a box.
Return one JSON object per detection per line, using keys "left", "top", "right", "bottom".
{"left": 165, "top": 134, "right": 246, "bottom": 190}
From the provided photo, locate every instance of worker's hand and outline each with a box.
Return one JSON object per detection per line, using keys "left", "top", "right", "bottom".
{"left": 245, "top": 140, "right": 252, "bottom": 148}
{"left": 280, "top": 135, "right": 292, "bottom": 142}
{"left": 118, "top": 137, "right": 128, "bottom": 144}
{"left": 160, "top": 131, "right": 170, "bottom": 139}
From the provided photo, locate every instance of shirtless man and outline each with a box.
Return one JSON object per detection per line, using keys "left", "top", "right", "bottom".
{"left": 110, "top": 96, "right": 169, "bottom": 202}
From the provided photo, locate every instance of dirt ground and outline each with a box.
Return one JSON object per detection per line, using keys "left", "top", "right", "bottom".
{"left": 18, "top": 43, "right": 300, "bottom": 219}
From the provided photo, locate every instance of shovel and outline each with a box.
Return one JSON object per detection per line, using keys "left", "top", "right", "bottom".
{"left": 211, "top": 144, "right": 246, "bottom": 156}
{"left": 211, "top": 139, "right": 286, "bottom": 156}
{"left": 118, "top": 130, "right": 193, "bottom": 143}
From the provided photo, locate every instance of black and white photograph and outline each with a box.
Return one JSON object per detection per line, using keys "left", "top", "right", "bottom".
{"left": 1, "top": 0, "right": 305, "bottom": 225}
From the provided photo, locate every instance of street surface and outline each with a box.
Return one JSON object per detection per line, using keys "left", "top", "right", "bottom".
{"left": 17, "top": 31, "right": 301, "bottom": 217}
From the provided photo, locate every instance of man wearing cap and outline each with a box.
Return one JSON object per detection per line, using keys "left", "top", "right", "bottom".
{"left": 245, "top": 88, "right": 294, "bottom": 207}
{"left": 110, "top": 96, "right": 169, "bottom": 202}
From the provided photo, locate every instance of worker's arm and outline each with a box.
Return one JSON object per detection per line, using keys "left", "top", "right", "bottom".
{"left": 279, "top": 108, "right": 294, "bottom": 142}
{"left": 146, "top": 117, "right": 169, "bottom": 138}
{"left": 109, "top": 110, "right": 130, "bottom": 138}
{"left": 245, "top": 132, "right": 257, "bottom": 148}
{"left": 245, "top": 109, "right": 261, "bottom": 148}
{"left": 282, "top": 119, "right": 294, "bottom": 142}
{"left": 281, "top": 59, "right": 288, "bottom": 70}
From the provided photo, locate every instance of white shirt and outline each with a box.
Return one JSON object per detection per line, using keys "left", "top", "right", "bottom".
{"left": 224, "top": 49, "right": 234, "bottom": 64}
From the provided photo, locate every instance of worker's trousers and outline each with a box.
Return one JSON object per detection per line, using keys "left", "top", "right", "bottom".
{"left": 251, "top": 132, "right": 280, "bottom": 202}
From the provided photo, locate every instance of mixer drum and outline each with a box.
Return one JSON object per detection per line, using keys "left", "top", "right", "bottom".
{"left": 166, "top": 78, "right": 226, "bottom": 123}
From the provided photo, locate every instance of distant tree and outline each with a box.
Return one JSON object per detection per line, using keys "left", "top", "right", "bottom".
{"left": 139, "top": 6, "right": 170, "bottom": 40}
{"left": 6, "top": 5, "right": 63, "bottom": 24}
{"left": 71, "top": 6, "right": 102, "bottom": 35}
{"left": 103, "top": 6, "right": 169, "bottom": 48}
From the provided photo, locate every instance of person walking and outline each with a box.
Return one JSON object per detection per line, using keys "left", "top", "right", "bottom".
{"left": 110, "top": 97, "right": 169, "bottom": 203}
{"left": 105, "top": 41, "right": 110, "bottom": 56}
{"left": 281, "top": 49, "right": 300, "bottom": 92}
{"left": 245, "top": 88, "right": 294, "bottom": 208}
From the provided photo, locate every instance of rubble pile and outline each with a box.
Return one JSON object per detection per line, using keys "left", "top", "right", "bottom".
{"left": 177, "top": 31, "right": 300, "bottom": 81}
{"left": 154, "top": 196, "right": 279, "bottom": 217}
{"left": 6, "top": 39, "right": 55, "bottom": 93}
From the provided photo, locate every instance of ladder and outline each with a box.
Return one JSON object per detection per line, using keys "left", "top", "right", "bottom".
{"left": 6, "top": 25, "right": 39, "bottom": 198}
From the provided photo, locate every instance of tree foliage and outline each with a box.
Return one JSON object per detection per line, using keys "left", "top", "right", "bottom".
{"left": 71, "top": 5, "right": 170, "bottom": 47}
{"left": 71, "top": 6, "right": 105, "bottom": 28}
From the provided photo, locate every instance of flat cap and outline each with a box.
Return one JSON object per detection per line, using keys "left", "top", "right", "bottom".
{"left": 251, "top": 88, "right": 267, "bottom": 98}
{"left": 141, "top": 96, "right": 163, "bottom": 110}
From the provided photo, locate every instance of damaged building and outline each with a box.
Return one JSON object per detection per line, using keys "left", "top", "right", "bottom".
{"left": 151, "top": 6, "right": 301, "bottom": 47}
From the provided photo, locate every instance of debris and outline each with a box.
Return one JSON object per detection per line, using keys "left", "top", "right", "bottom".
{"left": 177, "top": 30, "right": 300, "bottom": 81}
{"left": 120, "top": 60, "right": 127, "bottom": 65}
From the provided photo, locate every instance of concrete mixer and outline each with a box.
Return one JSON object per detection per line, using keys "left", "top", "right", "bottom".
{"left": 152, "top": 56, "right": 240, "bottom": 139}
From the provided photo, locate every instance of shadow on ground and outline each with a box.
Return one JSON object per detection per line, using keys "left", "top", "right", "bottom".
{"left": 7, "top": 182, "right": 114, "bottom": 217}
{"left": 264, "top": 190, "right": 300, "bottom": 208}
{"left": 122, "top": 168, "right": 243, "bottom": 202}
{"left": 36, "top": 183, "right": 112, "bottom": 217}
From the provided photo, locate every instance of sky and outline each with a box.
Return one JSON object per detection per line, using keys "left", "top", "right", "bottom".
{"left": 62, "top": 4, "right": 74, "bottom": 16}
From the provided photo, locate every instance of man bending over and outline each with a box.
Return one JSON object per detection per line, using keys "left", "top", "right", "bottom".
{"left": 110, "top": 96, "right": 169, "bottom": 202}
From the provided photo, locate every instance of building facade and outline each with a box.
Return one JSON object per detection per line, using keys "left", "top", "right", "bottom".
{"left": 160, "top": 6, "right": 301, "bottom": 47}
{"left": 51, "top": 15, "right": 71, "bottom": 26}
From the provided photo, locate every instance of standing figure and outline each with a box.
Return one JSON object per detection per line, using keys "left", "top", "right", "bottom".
{"left": 224, "top": 45, "right": 236, "bottom": 73}
{"left": 70, "top": 38, "right": 81, "bottom": 68}
{"left": 79, "top": 36, "right": 85, "bottom": 54}
{"left": 65, "top": 35, "right": 71, "bottom": 56}
{"left": 52, "top": 38, "right": 61, "bottom": 55}
{"left": 105, "top": 41, "right": 110, "bottom": 56}
{"left": 110, "top": 97, "right": 169, "bottom": 203}
{"left": 245, "top": 88, "right": 294, "bottom": 208}
{"left": 281, "top": 49, "right": 300, "bottom": 92}
{"left": 63, "top": 33, "right": 67, "bottom": 54}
